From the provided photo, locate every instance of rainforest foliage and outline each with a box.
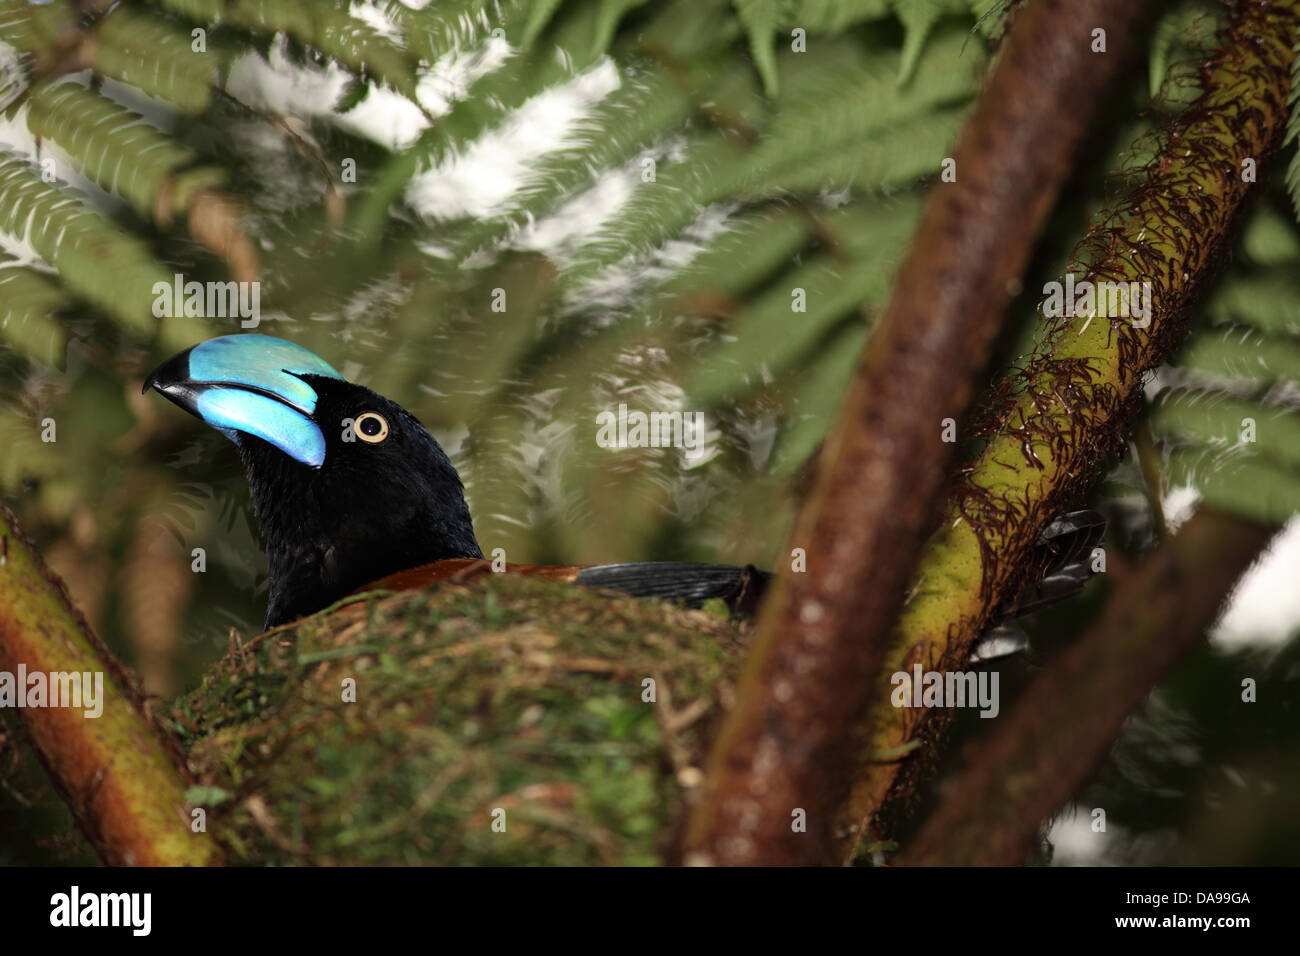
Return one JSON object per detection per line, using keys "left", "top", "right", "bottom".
{"left": 0, "top": 0, "right": 1298, "bottom": 865}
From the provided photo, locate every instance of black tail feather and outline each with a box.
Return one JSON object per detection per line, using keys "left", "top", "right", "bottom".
{"left": 576, "top": 562, "right": 770, "bottom": 615}
{"left": 575, "top": 510, "right": 1105, "bottom": 657}
{"left": 999, "top": 509, "right": 1106, "bottom": 619}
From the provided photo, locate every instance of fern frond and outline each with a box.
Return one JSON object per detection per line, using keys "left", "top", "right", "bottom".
{"left": 0, "top": 156, "right": 173, "bottom": 334}
{"left": 153, "top": 0, "right": 417, "bottom": 97}
{"left": 393, "top": 0, "right": 507, "bottom": 62}
{"left": 0, "top": 405, "right": 60, "bottom": 490}
{"left": 1171, "top": 328, "right": 1300, "bottom": 387}
{"left": 1202, "top": 271, "right": 1300, "bottom": 336}
{"left": 750, "top": 29, "right": 980, "bottom": 177}
{"left": 560, "top": 133, "right": 748, "bottom": 287}
{"left": 658, "top": 203, "right": 812, "bottom": 298}
{"left": 91, "top": 7, "right": 217, "bottom": 114}
{"left": 26, "top": 82, "right": 225, "bottom": 224}
{"left": 1240, "top": 202, "right": 1300, "bottom": 266}
{"left": 1152, "top": 391, "right": 1300, "bottom": 473}
{"left": 1285, "top": 32, "right": 1300, "bottom": 221}
{"left": 0, "top": 0, "right": 77, "bottom": 77}
{"left": 797, "top": 0, "right": 890, "bottom": 34}
{"left": 1166, "top": 446, "right": 1300, "bottom": 526}
{"left": 440, "top": 65, "right": 698, "bottom": 259}
{"left": 769, "top": 320, "right": 866, "bottom": 473}
{"left": 519, "top": 0, "right": 567, "bottom": 49}
{"left": 892, "top": 0, "right": 968, "bottom": 85}
{"left": 685, "top": 200, "right": 917, "bottom": 407}
{"left": 637, "top": 0, "right": 742, "bottom": 61}
{"left": 353, "top": 31, "right": 631, "bottom": 239}
{"left": 591, "top": 0, "right": 652, "bottom": 58}
{"left": 740, "top": 105, "right": 965, "bottom": 196}
{"left": 0, "top": 258, "right": 68, "bottom": 366}
{"left": 732, "top": 0, "right": 788, "bottom": 97}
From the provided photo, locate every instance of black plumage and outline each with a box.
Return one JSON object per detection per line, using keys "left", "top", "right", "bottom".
{"left": 235, "top": 375, "right": 482, "bottom": 627}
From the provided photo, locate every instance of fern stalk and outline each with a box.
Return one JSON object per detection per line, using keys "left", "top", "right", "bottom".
{"left": 840, "top": 0, "right": 1300, "bottom": 859}
{"left": 0, "top": 502, "right": 221, "bottom": 866}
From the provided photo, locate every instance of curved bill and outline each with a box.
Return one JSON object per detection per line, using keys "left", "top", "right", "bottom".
{"left": 144, "top": 334, "right": 343, "bottom": 468}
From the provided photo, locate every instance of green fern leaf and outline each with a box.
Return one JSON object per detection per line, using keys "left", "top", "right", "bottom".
{"left": 685, "top": 198, "right": 921, "bottom": 406}
{"left": 796, "top": 0, "right": 891, "bottom": 33}
{"left": 520, "top": 0, "right": 567, "bottom": 49}
{"left": 395, "top": 0, "right": 507, "bottom": 63}
{"left": 1153, "top": 392, "right": 1300, "bottom": 472}
{"left": 1202, "top": 271, "right": 1300, "bottom": 337}
{"left": 0, "top": 156, "right": 174, "bottom": 334}
{"left": 154, "top": 0, "right": 418, "bottom": 97}
{"left": 1166, "top": 447, "right": 1300, "bottom": 527}
{"left": 746, "top": 29, "right": 980, "bottom": 188}
{"left": 1239, "top": 203, "right": 1300, "bottom": 266}
{"left": 1172, "top": 329, "right": 1300, "bottom": 387}
{"left": 0, "top": 405, "right": 61, "bottom": 490}
{"left": 658, "top": 204, "right": 812, "bottom": 299}
{"left": 91, "top": 7, "right": 217, "bottom": 114}
{"left": 0, "top": 0, "right": 76, "bottom": 77}
{"left": 733, "top": 0, "right": 789, "bottom": 97}
{"left": 1285, "top": 34, "right": 1300, "bottom": 222}
{"left": 741, "top": 106, "right": 965, "bottom": 196}
{"left": 26, "top": 82, "right": 226, "bottom": 223}
{"left": 0, "top": 258, "right": 68, "bottom": 366}
{"left": 769, "top": 320, "right": 867, "bottom": 474}
{"left": 892, "top": 0, "right": 968, "bottom": 85}
{"left": 591, "top": 0, "right": 651, "bottom": 57}
{"left": 442, "top": 65, "right": 697, "bottom": 260}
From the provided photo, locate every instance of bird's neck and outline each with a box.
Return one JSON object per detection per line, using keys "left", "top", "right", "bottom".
{"left": 241, "top": 447, "right": 482, "bottom": 628}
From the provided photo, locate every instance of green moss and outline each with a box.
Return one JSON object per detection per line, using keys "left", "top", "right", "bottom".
{"left": 171, "top": 575, "right": 746, "bottom": 865}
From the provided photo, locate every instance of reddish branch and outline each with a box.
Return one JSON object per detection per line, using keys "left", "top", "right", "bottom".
{"left": 899, "top": 509, "right": 1276, "bottom": 866}
{"left": 682, "top": 0, "right": 1151, "bottom": 865}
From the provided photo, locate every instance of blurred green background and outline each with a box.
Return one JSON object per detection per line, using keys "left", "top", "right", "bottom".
{"left": 0, "top": 0, "right": 1298, "bottom": 864}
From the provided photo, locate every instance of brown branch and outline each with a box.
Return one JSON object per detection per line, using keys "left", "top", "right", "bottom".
{"left": 898, "top": 508, "right": 1276, "bottom": 866}
{"left": 681, "top": 0, "right": 1151, "bottom": 865}
{"left": 0, "top": 502, "right": 221, "bottom": 866}
{"left": 837, "top": 0, "right": 1300, "bottom": 854}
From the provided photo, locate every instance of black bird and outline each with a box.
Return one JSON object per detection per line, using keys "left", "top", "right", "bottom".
{"left": 145, "top": 334, "right": 1104, "bottom": 651}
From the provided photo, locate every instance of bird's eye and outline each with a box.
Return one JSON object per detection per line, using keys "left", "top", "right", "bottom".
{"left": 354, "top": 412, "right": 389, "bottom": 444}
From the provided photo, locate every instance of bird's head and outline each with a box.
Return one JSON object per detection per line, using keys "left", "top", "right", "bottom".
{"left": 145, "top": 334, "right": 482, "bottom": 627}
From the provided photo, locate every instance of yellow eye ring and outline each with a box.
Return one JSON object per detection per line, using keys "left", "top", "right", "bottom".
{"left": 354, "top": 412, "right": 389, "bottom": 444}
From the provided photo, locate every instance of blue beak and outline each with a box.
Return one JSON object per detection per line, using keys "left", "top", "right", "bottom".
{"left": 144, "top": 334, "right": 344, "bottom": 468}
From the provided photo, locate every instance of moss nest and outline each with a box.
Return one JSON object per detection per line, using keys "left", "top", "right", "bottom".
{"left": 167, "top": 575, "right": 748, "bottom": 865}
